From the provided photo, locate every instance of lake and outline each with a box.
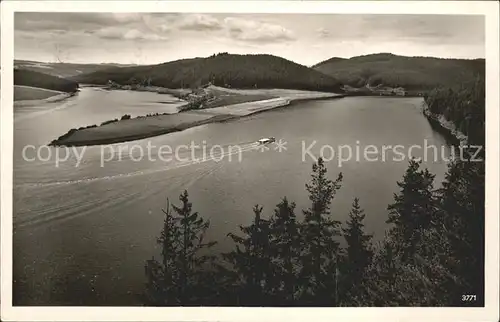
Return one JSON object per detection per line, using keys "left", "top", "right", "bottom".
{"left": 13, "top": 88, "right": 451, "bottom": 305}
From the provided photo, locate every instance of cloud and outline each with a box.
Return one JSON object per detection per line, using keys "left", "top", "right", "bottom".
{"left": 14, "top": 13, "right": 484, "bottom": 65}
{"left": 14, "top": 13, "right": 296, "bottom": 45}
{"left": 312, "top": 15, "right": 485, "bottom": 45}
{"left": 110, "top": 13, "right": 144, "bottom": 24}
{"left": 176, "top": 14, "right": 222, "bottom": 31}
{"left": 15, "top": 12, "right": 172, "bottom": 34}
{"left": 15, "top": 13, "right": 115, "bottom": 32}
{"left": 94, "top": 27, "right": 167, "bottom": 41}
{"left": 317, "top": 28, "right": 330, "bottom": 38}
{"left": 223, "top": 17, "right": 296, "bottom": 43}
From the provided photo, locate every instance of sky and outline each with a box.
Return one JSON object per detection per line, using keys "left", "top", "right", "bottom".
{"left": 13, "top": 13, "right": 485, "bottom": 66}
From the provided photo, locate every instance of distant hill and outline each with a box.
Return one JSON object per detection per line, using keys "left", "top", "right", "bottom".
{"left": 312, "top": 53, "right": 485, "bottom": 91}
{"left": 73, "top": 53, "right": 343, "bottom": 93}
{"left": 14, "top": 60, "right": 137, "bottom": 78}
{"left": 14, "top": 68, "right": 79, "bottom": 93}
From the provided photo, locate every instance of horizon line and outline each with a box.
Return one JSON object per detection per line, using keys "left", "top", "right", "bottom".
{"left": 13, "top": 52, "right": 487, "bottom": 67}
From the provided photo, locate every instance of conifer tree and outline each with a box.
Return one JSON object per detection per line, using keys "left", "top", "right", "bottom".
{"left": 144, "top": 190, "right": 216, "bottom": 305}
{"left": 361, "top": 229, "right": 457, "bottom": 306}
{"left": 269, "top": 197, "right": 301, "bottom": 305}
{"left": 300, "top": 157, "right": 343, "bottom": 305}
{"left": 436, "top": 158, "right": 485, "bottom": 305}
{"left": 386, "top": 159, "right": 437, "bottom": 260}
{"left": 340, "top": 198, "right": 373, "bottom": 304}
{"left": 363, "top": 159, "right": 480, "bottom": 306}
{"left": 223, "top": 205, "right": 274, "bottom": 306}
{"left": 359, "top": 235, "right": 399, "bottom": 306}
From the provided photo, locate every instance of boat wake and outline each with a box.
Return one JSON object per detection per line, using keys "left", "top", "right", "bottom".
{"left": 14, "top": 151, "right": 228, "bottom": 229}
{"left": 15, "top": 141, "right": 261, "bottom": 189}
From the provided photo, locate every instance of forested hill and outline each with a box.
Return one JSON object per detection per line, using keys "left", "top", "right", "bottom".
{"left": 14, "top": 68, "right": 79, "bottom": 93}
{"left": 14, "top": 60, "right": 136, "bottom": 78}
{"left": 425, "top": 74, "right": 485, "bottom": 145}
{"left": 73, "top": 53, "right": 343, "bottom": 93}
{"left": 312, "top": 53, "right": 485, "bottom": 91}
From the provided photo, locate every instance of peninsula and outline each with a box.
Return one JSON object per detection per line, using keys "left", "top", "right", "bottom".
{"left": 49, "top": 86, "right": 344, "bottom": 146}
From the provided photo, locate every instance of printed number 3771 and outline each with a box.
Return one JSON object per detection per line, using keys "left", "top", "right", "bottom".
{"left": 462, "top": 295, "right": 476, "bottom": 301}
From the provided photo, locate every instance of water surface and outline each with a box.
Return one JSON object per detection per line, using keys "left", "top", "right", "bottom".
{"left": 13, "top": 88, "right": 451, "bottom": 305}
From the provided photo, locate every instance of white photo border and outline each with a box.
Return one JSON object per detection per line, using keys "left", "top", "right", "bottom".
{"left": 1, "top": 1, "right": 499, "bottom": 321}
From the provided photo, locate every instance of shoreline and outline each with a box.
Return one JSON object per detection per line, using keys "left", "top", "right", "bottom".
{"left": 49, "top": 92, "right": 345, "bottom": 147}
{"left": 420, "top": 101, "right": 468, "bottom": 146}
{"left": 51, "top": 114, "right": 237, "bottom": 147}
{"left": 341, "top": 84, "right": 426, "bottom": 98}
{"left": 101, "top": 83, "right": 192, "bottom": 98}
{"left": 14, "top": 89, "right": 77, "bottom": 107}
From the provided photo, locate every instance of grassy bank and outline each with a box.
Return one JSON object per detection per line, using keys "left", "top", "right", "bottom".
{"left": 14, "top": 85, "right": 64, "bottom": 101}
{"left": 199, "top": 87, "right": 344, "bottom": 116}
{"left": 49, "top": 112, "right": 232, "bottom": 146}
{"left": 179, "top": 86, "right": 277, "bottom": 111}
{"left": 103, "top": 84, "right": 276, "bottom": 111}
{"left": 105, "top": 82, "right": 191, "bottom": 98}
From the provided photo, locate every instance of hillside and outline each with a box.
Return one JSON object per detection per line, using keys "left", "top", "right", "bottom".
{"left": 73, "top": 53, "right": 343, "bottom": 93}
{"left": 312, "top": 53, "right": 485, "bottom": 91}
{"left": 14, "top": 60, "right": 136, "bottom": 78}
{"left": 424, "top": 75, "right": 485, "bottom": 145}
{"left": 14, "top": 68, "right": 79, "bottom": 93}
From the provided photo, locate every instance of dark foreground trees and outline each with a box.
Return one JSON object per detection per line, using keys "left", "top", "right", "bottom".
{"left": 223, "top": 205, "right": 274, "bottom": 305}
{"left": 144, "top": 74, "right": 484, "bottom": 306}
{"left": 221, "top": 159, "right": 344, "bottom": 306}
{"left": 356, "top": 157, "right": 484, "bottom": 307}
{"left": 300, "top": 159, "right": 343, "bottom": 305}
{"left": 339, "top": 198, "right": 373, "bottom": 305}
{"left": 437, "top": 158, "right": 485, "bottom": 305}
{"left": 144, "top": 190, "right": 216, "bottom": 305}
{"left": 145, "top": 155, "right": 484, "bottom": 306}
{"left": 386, "top": 159, "right": 437, "bottom": 261}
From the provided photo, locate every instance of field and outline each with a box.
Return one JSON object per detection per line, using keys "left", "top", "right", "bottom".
{"left": 201, "top": 86, "right": 344, "bottom": 116}
{"left": 200, "top": 87, "right": 276, "bottom": 109}
{"left": 50, "top": 112, "right": 217, "bottom": 146}
{"left": 14, "top": 85, "right": 63, "bottom": 101}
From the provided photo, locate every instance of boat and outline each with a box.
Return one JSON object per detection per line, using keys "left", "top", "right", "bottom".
{"left": 257, "top": 137, "right": 276, "bottom": 145}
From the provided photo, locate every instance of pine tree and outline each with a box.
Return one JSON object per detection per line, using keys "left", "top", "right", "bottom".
{"left": 269, "top": 197, "right": 301, "bottom": 305}
{"left": 144, "top": 190, "right": 216, "bottom": 305}
{"left": 300, "top": 157, "right": 343, "bottom": 305}
{"left": 361, "top": 159, "right": 475, "bottom": 306}
{"left": 223, "top": 205, "right": 274, "bottom": 305}
{"left": 359, "top": 235, "right": 399, "bottom": 306}
{"left": 386, "top": 159, "right": 437, "bottom": 260}
{"left": 436, "top": 158, "right": 485, "bottom": 305}
{"left": 340, "top": 198, "right": 373, "bottom": 304}
{"left": 421, "top": 74, "right": 485, "bottom": 306}
{"left": 361, "top": 228, "right": 458, "bottom": 306}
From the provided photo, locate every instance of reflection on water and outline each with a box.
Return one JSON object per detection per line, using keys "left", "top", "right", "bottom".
{"left": 13, "top": 90, "right": 451, "bottom": 305}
